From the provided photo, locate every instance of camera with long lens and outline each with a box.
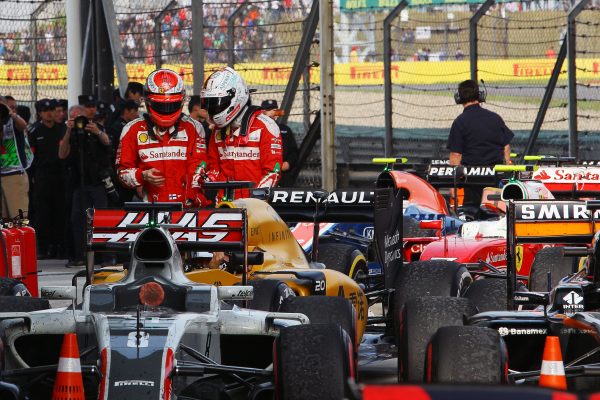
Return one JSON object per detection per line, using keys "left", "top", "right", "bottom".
{"left": 99, "top": 170, "right": 120, "bottom": 205}
{"left": 74, "top": 115, "right": 88, "bottom": 132}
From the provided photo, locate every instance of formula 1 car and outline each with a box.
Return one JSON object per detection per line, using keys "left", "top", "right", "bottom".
{"left": 397, "top": 198, "right": 600, "bottom": 389}
{"left": 89, "top": 185, "right": 368, "bottom": 343}
{"left": 0, "top": 202, "right": 356, "bottom": 400}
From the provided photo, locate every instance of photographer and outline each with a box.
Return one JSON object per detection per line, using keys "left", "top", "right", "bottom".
{"left": 58, "top": 103, "right": 113, "bottom": 267}
{"left": 0, "top": 95, "right": 33, "bottom": 220}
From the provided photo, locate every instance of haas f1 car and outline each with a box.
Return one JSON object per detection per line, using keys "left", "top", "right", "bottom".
{"left": 0, "top": 203, "right": 356, "bottom": 400}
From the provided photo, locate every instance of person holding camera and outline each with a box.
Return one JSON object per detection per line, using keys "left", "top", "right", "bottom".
{"left": 448, "top": 79, "right": 513, "bottom": 208}
{"left": 28, "top": 99, "right": 67, "bottom": 259}
{"left": 0, "top": 95, "right": 33, "bottom": 220}
{"left": 117, "top": 69, "right": 209, "bottom": 206}
{"left": 58, "top": 102, "right": 113, "bottom": 266}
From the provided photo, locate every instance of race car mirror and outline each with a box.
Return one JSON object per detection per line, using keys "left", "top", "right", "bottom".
{"left": 562, "top": 247, "right": 593, "bottom": 256}
{"left": 513, "top": 291, "right": 549, "bottom": 308}
{"left": 40, "top": 285, "right": 77, "bottom": 301}
{"left": 217, "top": 285, "right": 254, "bottom": 300}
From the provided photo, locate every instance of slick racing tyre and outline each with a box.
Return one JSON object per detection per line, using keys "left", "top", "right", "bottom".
{"left": 237, "top": 280, "right": 295, "bottom": 312}
{"left": 317, "top": 242, "right": 368, "bottom": 282}
{"left": 398, "top": 296, "right": 477, "bottom": 383}
{"left": 281, "top": 296, "right": 357, "bottom": 351}
{"left": 464, "top": 279, "right": 508, "bottom": 312}
{"left": 426, "top": 326, "right": 508, "bottom": 384}
{"left": 529, "top": 247, "right": 575, "bottom": 292}
{"left": 0, "top": 277, "right": 31, "bottom": 296}
{"left": 393, "top": 260, "right": 472, "bottom": 334}
{"left": 274, "top": 324, "right": 354, "bottom": 400}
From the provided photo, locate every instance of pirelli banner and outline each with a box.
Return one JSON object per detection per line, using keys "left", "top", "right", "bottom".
{"left": 512, "top": 200, "right": 600, "bottom": 244}
{"left": 4, "top": 58, "right": 600, "bottom": 87}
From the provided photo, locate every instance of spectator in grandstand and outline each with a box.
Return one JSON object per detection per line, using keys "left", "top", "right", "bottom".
{"left": 0, "top": 95, "right": 32, "bottom": 220}
{"left": 455, "top": 47, "right": 465, "bottom": 60}
{"left": 59, "top": 104, "right": 113, "bottom": 266}
{"left": 261, "top": 99, "right": 298, "bottom": 187}
{"left": 447, "top": 79, "right": 513, "bottom": 209}
{"left": 546, "top": 46, "right": 557, "bottom": 58}
{"left": 201, "top": 67, "right": 282, "bottom": 199}
{"left": 116, "top": 69, "right": 209, "bottom": 207}
{"left": 28, "top": 99, "right": 66, "bottom": 259}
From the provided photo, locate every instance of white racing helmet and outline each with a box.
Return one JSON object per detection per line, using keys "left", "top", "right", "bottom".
{"left": 200, "top": 67, "right": 249, "bottom": 128}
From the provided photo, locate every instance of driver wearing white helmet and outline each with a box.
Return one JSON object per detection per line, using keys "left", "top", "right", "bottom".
{"left": 200, "top": 67, "right": 283, "bottom": 199}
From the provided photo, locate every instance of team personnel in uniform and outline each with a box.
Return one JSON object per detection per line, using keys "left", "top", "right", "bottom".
{"left": 447, "top": 79, "right": 513, "bottom": 207}
{"left": 260, "top": 99, "right": 298, "bottom": 187}
{"left": 117, "top": 69, "right": 209, "bottom": 206}
{"left": 59, "top": 104, "right": 113, "bottom": 266}
{"left": 201, "top": 67, "right": 282, "bottom": 199}
{"left": 28, "top": 99, "right": 67, "bottom": 258}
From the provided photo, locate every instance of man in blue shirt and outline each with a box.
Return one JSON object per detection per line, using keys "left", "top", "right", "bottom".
{"left": 447, "top": 80, "right": 513, "bottom": 207}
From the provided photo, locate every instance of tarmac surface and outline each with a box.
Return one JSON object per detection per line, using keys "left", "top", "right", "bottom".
{"left": 36, "top": 258, "right": 398, "bottom": 384}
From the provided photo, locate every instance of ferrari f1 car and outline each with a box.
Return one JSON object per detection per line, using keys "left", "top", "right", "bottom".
{"left": 0, "top": 203, "right": 356, "bottom": 400}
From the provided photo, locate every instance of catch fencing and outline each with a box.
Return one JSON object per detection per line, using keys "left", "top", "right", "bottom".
{"left": 2, "top": 1, "right": 600, "bottom": 187}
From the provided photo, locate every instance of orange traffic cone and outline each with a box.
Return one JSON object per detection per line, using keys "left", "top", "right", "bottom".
{"left": 539, "top": 336, "right": 567, "bottom": 390}
{"left": 51, "top": 333, "right": 85, "bottom": 400}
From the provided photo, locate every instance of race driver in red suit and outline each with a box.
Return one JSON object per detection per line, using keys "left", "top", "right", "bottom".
{"left": 116, "top": 69, "right": 209, "bottom": 206}
{"left": 200, "top": 67, "right": 282, "bottom": 199}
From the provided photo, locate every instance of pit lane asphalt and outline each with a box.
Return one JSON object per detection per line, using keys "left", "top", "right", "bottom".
{"left": 37, "top": 259, "right": 398, "bottom": 384}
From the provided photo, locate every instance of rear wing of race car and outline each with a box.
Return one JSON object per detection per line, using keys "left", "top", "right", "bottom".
{"left": 523, "top": 166, "right": 600, "bottom": 198}
{"left": 250, "top": 188, "right": 375, "bottom": 223}
{"left": 506, "top": 199, "right": 600, "bottom": 308}
{"left": 88, "top": 206, "right": 247, "bottom": 253}
{"left": 252, "top": 186, "right": 404, "bottom": 289}
{"left": 426, "top": 165, "right": 506, "bottom": 188}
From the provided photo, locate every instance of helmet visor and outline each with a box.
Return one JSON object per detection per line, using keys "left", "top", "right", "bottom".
{"left": 147, "top": 99, "right": 182, "bottom": 115}
{"left": 201, "top": 96, "right": 233, "bottom": 116}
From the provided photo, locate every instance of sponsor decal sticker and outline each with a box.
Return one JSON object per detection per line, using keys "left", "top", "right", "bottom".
{"left": 138, "top": 132, "right": 148, "bottom": 143}
{"left": 138, "top": 146, "right": 187, "bottom": 161}
{"left": 498, "top": 326, "right": 547, "bottom": 336}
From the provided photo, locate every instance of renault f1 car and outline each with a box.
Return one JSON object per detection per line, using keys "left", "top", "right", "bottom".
{"left": 0, "top": 203, "right": 356, "bottom": 400}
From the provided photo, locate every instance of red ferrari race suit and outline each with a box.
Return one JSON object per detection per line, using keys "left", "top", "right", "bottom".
{"left": 207, "top": 108, "right": 282, "bottom": 199}
{"left": 116, "top": 115, "right": 209, "bottom": 205}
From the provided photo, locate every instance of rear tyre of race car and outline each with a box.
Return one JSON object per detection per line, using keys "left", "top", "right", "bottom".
{"left": 317, "top": 242, "right": 368, "bottom": 281}
{"left": 392, "top": 261, "right": 472, "bottom": 334}
{"left": 529, "top": 247, "right": 575, "bottom": 292}
{"left": 426, "top": 326, "right": 508, "bottom": 384}
{"left": 464, "top": 279, "right": 508, "bottom": 312}
{"left": 398, "top": 296, "right": 477, "bottom": 383}
{"left": 274, "top": 324, "right": 354, "bottom": 400}
{"left": 280, "top": 296, "right": 357, "bottom": 351}
{"left": 237, "top": 280, "right": 296, "bottom": 312}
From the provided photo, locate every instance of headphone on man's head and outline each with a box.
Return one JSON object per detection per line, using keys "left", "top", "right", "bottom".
{"left": 454, "top": 79, "right": 487, "bottom": 104}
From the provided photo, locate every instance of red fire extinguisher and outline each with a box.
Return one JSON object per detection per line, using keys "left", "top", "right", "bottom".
{"left": 16, "top": 221, "right": 38, "bottom": 296}
{"left": 2, "top": 225, "right": 23, "bottom": 278}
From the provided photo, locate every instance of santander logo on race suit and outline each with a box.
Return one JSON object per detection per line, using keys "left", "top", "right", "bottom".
{"left": 139, "top": 146, "right": 187, "bottom": 161}
{"left": 219, "top": 146, "right": 260, "bottom": 160}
